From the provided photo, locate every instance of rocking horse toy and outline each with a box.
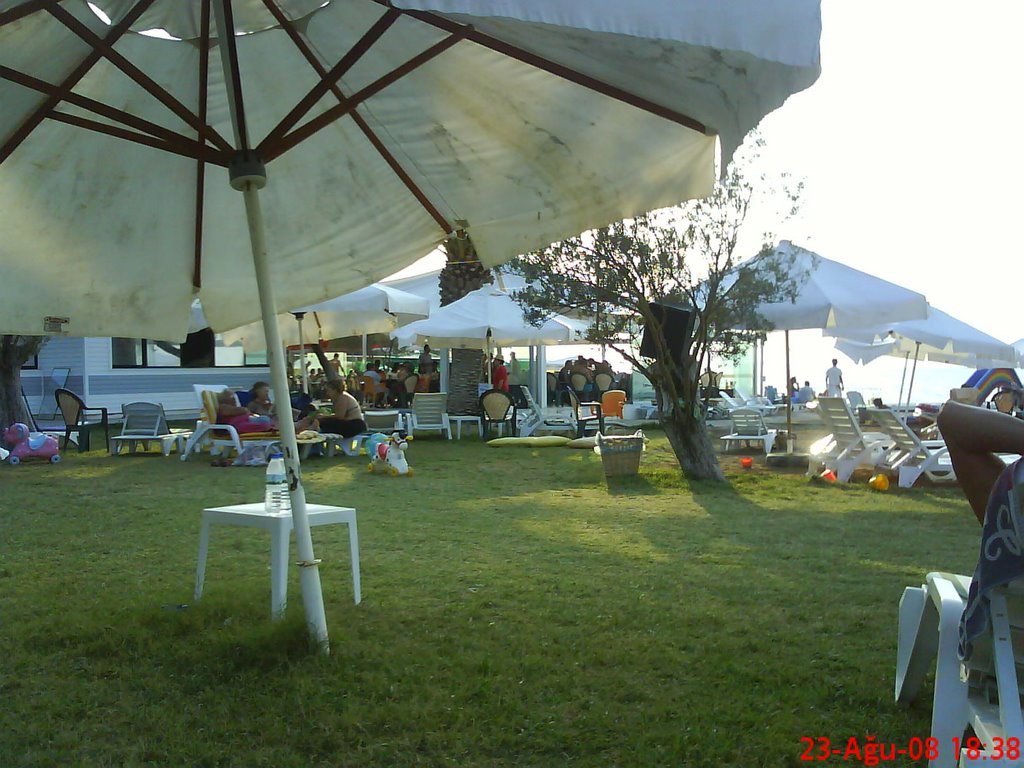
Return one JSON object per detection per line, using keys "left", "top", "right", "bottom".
{"left": 366, "top": 431, "right": 413, "bottom": 477}
{"left": 2, "top": 423, "right": 61, "bottom": 465}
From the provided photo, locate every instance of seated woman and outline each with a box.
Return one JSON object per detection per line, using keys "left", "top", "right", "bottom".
{"left": 247, "top": 381, "right": 275, "bottom": 416}
{"left": 215, "top": 389, "right": 316, "bottom": 435}
{"left": 317, "top": 379, "right": 366, "bottom": 438}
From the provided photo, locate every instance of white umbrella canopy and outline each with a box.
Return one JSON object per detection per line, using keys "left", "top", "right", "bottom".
{"left": 737, "top": 241, "right": 929, "bottom": 450}
{"left": 829, "top": 305, "right": 1018, "bottom": 405}
{"left": 392, "top": 286, "right": 577, "bottom": 348}
{"left": 828, "top": 305, "right": 1018, "bottom": 367}
{"left": 746, "top": 241, "right": 930, "bottom": 332}
{"left": 0, "top": 0, "right": 821, "bottom": 341}
{"left": 219, "top": 283, "right": 429, "bottom": 351}
{"left": 0, "top": 0, "right": 821, "bottom": 648}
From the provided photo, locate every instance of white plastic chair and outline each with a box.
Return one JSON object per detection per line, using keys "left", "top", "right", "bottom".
{"left": 720, "top": 408, "right": 777, "bottom": 454}
{"left": 408, "top": 393, "right": 452, "bottom": 439}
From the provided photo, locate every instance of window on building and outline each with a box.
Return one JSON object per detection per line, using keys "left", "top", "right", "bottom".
{"left": 112, "top": 331, "right": 264, "bottom": 368}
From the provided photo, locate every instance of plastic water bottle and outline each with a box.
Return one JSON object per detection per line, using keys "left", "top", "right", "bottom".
{"left": 264, "top": 452, "right": 291, "bottom": 514}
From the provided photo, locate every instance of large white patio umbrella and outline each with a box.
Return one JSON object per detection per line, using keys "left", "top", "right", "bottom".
{"left": 393, "top": 286, "right": 577, "bottom": 348}
{"left": 220, "top": 283, "right": 430, "bottom": 350}
{"left": 740, "top": 241, "right": 929, "bottom": 448}
{"left": 828, "top": 305, "right": 1018, "bottom": 405}
{"left": 0, "top": 1, "right": 822, "bottom": 649}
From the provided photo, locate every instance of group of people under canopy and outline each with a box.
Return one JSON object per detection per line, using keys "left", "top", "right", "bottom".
{"left": 215, "top": 379, "right": 367, "bottom": 440}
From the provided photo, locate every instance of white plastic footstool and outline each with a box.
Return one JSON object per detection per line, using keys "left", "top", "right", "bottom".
{"left": 194, "top": 503, "right": 361, "bottom": 618}
{"left": 449, "top": 415, "right": 482, "bottom": 439}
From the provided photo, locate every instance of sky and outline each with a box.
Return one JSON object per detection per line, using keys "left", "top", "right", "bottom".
{"left": 391, "top": 1, "right": 1024, "bottom": 404}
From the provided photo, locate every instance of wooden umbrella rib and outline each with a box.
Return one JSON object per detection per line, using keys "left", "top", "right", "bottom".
{"left": 269, "top": 31, "right": 467, "bottom": 161}
{"left": 392, "top": 4, "right": 710, "bottom": 135}
{"left": 259, "top": 0, "right": 452, "bottom": 234}
{"left": 0, "top": 0, "right": 63, "bottom": 28}
{"left": 0, "top": 64, "right": 219, "bottom": 162}
{"left": 47, "top": 3, "right": 233, "bottom": 153}
{"left": 193, "top": 0, "right": 212, "bottom": 291}
{"left": 50, "top": 111, "right": 227, "bottom": 165}
{"left": 258, "top": 5, "right": 401, "bottom": 155}
{"left": 0, "top": 0, "right": 157, "bottom": 165}
{"left": 213, "top": 0, "right": 249, "bottom": 150}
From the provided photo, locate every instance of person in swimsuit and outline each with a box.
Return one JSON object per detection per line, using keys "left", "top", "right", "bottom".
{"left": 215, "top": 389, "right": 316, "bottom": 434}
{"left": 317, "top": 379, "right": 367, "bottom": 439}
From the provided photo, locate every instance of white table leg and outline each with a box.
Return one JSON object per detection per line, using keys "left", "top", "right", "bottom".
{"left": 270, "top": 517, "right": 290, "bottom": 619}
{"left": 194, "top": 517, "right": 211, "bottom": 601}
{"left": 348, "top": 517, "right": 361, "bottom": 604}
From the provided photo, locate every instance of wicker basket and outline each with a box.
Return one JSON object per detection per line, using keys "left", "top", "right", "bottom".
{"left": 595, "top": 431, "right": 645, "bottom": 477}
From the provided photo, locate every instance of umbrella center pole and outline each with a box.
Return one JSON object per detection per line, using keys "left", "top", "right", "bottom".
{"left": 231, "top": 154, "right": 330, "bottom": 653}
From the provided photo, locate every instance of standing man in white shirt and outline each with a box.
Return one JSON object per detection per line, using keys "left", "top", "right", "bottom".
{"left": 825, "top": 359, "right": 844, "bottom": 397}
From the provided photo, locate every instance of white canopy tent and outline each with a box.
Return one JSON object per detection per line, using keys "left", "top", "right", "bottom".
{"left": 0, "top": 0, "right": 822, "bottom": 649}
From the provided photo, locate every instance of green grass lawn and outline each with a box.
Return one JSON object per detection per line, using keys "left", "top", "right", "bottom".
{"left": 0, "top": 432, "right": 981, "bottom": 767}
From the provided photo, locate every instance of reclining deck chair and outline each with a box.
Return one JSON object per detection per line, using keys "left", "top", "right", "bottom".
{"left": 111, "top": 401, "right": 191, "bottom": 456}
{"left": 866, "top": 407, "right": 955, "bottom": 487}
{"left": 516, "top": 386, "right": 575, "bottom": 437}
{"left": 808, "top": 397, "right": 892, "bottom": 482}
{"left": 180, "top": 389, "right": 279, "bottom": 461}
{"left": 734, "top": 386, "right": 781, "bottom": 415}
{"left": 720, "top": 408, "right": 777, "bottom": 454}
{"left": 896, "top": 462, "right": 1024, "bottom": 767}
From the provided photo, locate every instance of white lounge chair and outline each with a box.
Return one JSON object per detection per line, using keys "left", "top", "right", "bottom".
{"left": 408, "top": 393, "right": 452, "bottom": 439}
{"left": 111, "top": 401, "right": 191, "bottom": 456}
{"left": 516, "top": 387, "right": 575, "bottom": 437}
{"left": 866, "top": 407, "right": 955, "bottom": 487}
{"left": 718, "top": 391, "right": 778, "bottom": 416}
{"left": 181, "top": 388, "right": 279, "bottom": 461}
{"left": 808, "top": 397, "right": 892, "bottom": 482}
{"left": 734, "top": 386, "right": 781, "bottom": 415}
{"left": 720, "top": 408, "right": 777, "bottom": 454}
{"left": 895, "top": 462, "right": 1024, "bottom": 766}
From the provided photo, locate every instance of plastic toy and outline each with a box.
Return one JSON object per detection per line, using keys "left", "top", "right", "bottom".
{"left": 819, "top": 469, "right": 837, "bottom": 482}
{"left": 367, "top": 431, "right": 413, "bottom": 476}
{"left": 868, "top": 473, "right": 890, "bottom": 491}
{"left": 740, "top": 457, "right": 754, "bottom": 469}
{"left": 2, "top": 423, "right": 61, "bottom": 465}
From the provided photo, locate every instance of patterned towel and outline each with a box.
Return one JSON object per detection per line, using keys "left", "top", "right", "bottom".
{"left": 960, "top": 458, "right": 1024, "bottom": 660}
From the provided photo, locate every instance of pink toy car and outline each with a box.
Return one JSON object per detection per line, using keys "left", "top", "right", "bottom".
{"left": 2, "top": 423, "right": 61, "bottom": 465}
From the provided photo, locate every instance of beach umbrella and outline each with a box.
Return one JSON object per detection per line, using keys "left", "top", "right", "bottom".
{"left": 0, "top": 1, "right": 822, "bottom": 649}
{"left": 393, "top": 286, "right": 577, "bottom": 348}
{"left": 220, "top": 283, "right": 430, "bottom": 350}
{"left": 741, "top": 241, "right": 929, "bottom": 449}
{"left": 829, "top": 305, "right": 1018, "bottom": 405}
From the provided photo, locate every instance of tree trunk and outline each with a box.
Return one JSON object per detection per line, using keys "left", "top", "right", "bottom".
{"left": 0, "top": 336, "right": 46, "bottom": 429}
{"left": 661, "top": 405, "right": 726, "bottom": 481}
{"left": 438, "top": 232, "right": 493, "bottom": 416}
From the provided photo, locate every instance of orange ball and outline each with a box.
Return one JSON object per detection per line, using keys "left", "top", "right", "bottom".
{"left": 868, "top": 473, "right": 890, "bottom": 491}
{"left": 820, "top": 469, "right": 837, "bottom": 482}
{"left": 740, "top": 457, "right": 754, "bottom": 469}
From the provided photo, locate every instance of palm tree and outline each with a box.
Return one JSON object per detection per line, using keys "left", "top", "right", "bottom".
{"left": 437, "top": 231, "right": 493, "bottom": 415}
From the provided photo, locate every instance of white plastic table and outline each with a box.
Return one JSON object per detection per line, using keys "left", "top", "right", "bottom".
{"left": 448, "top": 415, "right": 482, "bottom": 439}
{"left": 195, "top": 503, "right": 360, "bottom": 618}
